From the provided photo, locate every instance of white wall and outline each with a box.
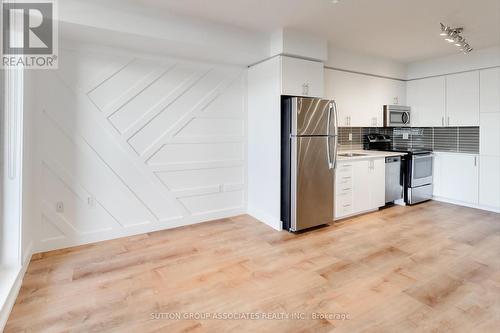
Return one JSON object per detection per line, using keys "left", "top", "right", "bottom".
{"left": 407, "top": 46, "right": 500, "bottom": 79}
{"left": 31, "top": 43, "right": 247, "bottom": 252}
{"left": 326, "top": 45, "right": 408, "bottom": 80}
{"left": 22, "top": 70, "right": 35, "bottom": 263}
{"left": 247, "top": 57, "right": 282, "bottom": 231}
{"left": 270, "top": 29, "right": 328, "bottom": 61}
{"left": 59, "top": 0, "right": 268, "bottom": 66}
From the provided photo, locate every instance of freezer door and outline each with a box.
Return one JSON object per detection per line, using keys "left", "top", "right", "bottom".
{"left": 292, "top": 98, "right": 335, "bottom": 136}
{"left": 291, "top": 136, "right": 335, "bottom": 231}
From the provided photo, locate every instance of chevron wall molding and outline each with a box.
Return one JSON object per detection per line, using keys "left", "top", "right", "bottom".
{"left": 34, "top": 48, "right": 247, "bottom": 252}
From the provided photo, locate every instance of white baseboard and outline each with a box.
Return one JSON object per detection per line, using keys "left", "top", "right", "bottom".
{"left": 433, "top": 196, "right": 500, "bottom": 214}
{"left": 35, "top": 208, "right": 246, "bottom": 253}
{"left": 247, "top": 207, "right": 282, "bottom": 231}
{"left": 0, "top": 250, "right": 32, "bottom": 332}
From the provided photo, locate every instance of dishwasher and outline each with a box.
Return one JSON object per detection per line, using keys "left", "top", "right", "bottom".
{"left": 385, "top": 156, "right": 403, "bottom": 204}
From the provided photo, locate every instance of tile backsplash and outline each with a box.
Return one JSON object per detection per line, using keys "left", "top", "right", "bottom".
{"left": 338, "top": 127, "right": 479, "bottom": 154}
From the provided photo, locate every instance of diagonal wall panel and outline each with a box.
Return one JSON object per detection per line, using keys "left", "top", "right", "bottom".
{"left": 34, "top": 47, "right": 247, "bottom": 252}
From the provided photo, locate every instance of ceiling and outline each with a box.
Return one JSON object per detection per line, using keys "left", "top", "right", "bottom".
{"left": 87, "top": 0, "right": 500, "bottom": 63}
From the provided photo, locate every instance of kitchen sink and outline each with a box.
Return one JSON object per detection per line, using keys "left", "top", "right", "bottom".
{"left": 337, "top": 152, "right": 368, "bottom": 157}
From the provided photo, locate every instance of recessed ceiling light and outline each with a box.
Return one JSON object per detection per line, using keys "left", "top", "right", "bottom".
{"left": 331, "top": 0, "right": 341, "bottom": 4}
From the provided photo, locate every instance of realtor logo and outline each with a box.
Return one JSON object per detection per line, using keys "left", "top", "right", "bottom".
{"left": 1, "top": 0, "right": 58, "bottom": 69}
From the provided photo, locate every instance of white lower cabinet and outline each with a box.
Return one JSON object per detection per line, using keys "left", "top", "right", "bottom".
{"left": 335, "top": 158, "right": 385, "bottom": 219}
{"left": 433, "top": 153, "right": 479, "bottom": 205}
{"left": 479, "top": 155, "right": 500, "bottom": 210}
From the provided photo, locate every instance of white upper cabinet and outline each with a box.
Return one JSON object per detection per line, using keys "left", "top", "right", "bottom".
{"left": 325, "top": 69, "right": 406, "bottom": 127}
{"left": 480, "top": 67, "right": 500, "bottom": 113}
{"left": 281, "top": 56, "right": 324, "bottom": 98}
{"left": 446, "top": 71, "right": 480, "bottom": 126}
{"left": 407, "top": 76, "right": 446, "bottom": 127}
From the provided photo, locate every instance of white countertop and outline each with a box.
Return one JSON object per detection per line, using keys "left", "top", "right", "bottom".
{"left": 337, "top": 150, "right": 407, "bottom": 161}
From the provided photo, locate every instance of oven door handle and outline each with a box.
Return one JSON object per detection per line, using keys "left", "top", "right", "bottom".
{"left": 412, "top": 154, "right": 434, "bottom": 160}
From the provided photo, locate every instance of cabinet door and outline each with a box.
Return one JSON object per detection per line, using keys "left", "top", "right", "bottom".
{"left": 435, "top": 153, "right": 479, "bottom": 204}
{"left": 370, "top": 159, "right": 386, "bottom": 208}
{"left": 446, "top": 71, "right": 480, "bottom": 126}
{"left": 480, "top": 67, "right": 500, "bottom": 113}
{"left": 408, "top": 77, "right": 446, "bottom": 127}
{"left": 479, "top": 155, "right": 500, "bottom": 210}
{"left": 335, "top": 163, "right": 354, "bottom": 219}
{"left": 480, "top": 113, "right": 500, "bottom": 156}
{"left": 432, "top": 153, "right": 443, "bottom": 197}
{"left": 373, "top": 79, "right": 407, "bottom": 127}
{"left": 325, "top": 69, "right": 366, "bottom": 126}
{"left": 281, "top": 56, "right": 324, "bottom": 98}
{"left": 352, "top": 160, "right": 372, "bottom": 213}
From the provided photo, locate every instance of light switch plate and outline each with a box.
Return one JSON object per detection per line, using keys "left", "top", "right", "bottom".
{"left": 348, "top": 133, "right": 352, "bottom": 141}
{"left": 403, "top": 133, "right": 409, "bottom": 140}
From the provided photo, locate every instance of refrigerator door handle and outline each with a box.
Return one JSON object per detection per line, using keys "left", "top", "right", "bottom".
{"left": 332, "top": 100, "right": 339, "bottom": 169}
{"left": 332, "top": 100, "right": 339, "bottom": 135}
{"left": 327, "top": 136, "right": 333, "bottom": 169}
{"left": 327, "top": 102, "right": 333, "bottom": 136}
{"left": 333, "top": 135, "right": 338, "bottom": 170}
{"left": 326, "top": 102, "right": 334, "bottom": 169}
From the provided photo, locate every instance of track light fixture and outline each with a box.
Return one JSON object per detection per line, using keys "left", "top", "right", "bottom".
{"left": 440, "top": 23, "right": 473, "bottom": 54}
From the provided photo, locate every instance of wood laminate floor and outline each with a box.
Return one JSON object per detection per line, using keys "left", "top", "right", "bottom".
{"left": 5, "top": 201, "right": 500, "bottom": 332}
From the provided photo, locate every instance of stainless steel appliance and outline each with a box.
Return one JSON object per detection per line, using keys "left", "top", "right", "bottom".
{"left": 385, "top": 156, "right": 403, "bottom": 203}
{"left": 281, "top": 97, "right": 338, "bottom": 232}
{"left": 365, "top": 133, "right": 433, "bottom": 205}
{"left": 406, "top": 152, "right": 433, "bottom": 204}
{"left": 384, "top": 105, "right": 411, "bottom": 127}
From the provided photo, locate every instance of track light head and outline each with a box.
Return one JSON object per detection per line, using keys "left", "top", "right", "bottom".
{"left": 439, "top": 23, "right": 472, "bottom": 54}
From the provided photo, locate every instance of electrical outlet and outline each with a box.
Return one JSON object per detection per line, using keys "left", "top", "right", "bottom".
{"left": 348, "top": 133, "right": 352, "bottom": 141}
{"left": 56, "top": 201, "right": 64, "bottom": 213}
{"left": 87, "top": 196, "right": 96, "bottom": 209}
{"left": 393, "top": 96, "right": 399, "bottom": 105}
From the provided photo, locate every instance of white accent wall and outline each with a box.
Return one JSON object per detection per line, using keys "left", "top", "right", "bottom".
{"left": 32, "top": 45, "right": 247, "bottom": 252}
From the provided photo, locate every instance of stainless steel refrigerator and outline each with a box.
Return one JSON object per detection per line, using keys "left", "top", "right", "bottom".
{"left": 281, "top": 97, "right": 338, "bottom": 232}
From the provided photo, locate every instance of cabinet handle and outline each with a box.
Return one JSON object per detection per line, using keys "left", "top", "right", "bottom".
{"left": 447, "top": 116, "right": 450, "bottom": 126}
{"left": 474, "top": 156, "right": 477, "bottom": 166}
{"left": 441, "top": 116, "right": 444, "bottom": 127}
{"left": 302, "top": 83, "right": 309, "bottom": 96}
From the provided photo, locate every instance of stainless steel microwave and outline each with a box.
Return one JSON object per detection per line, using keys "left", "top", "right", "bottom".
{"left": 384, "top": 105, "right": 411, "bottom": 127}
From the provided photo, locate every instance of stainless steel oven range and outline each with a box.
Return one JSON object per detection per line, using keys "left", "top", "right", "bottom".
{"left": 405, "top": 150, "right": 433, "bottom": 204}
{"left": 364, "top": 133, "right": 433, "bottom": 205}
